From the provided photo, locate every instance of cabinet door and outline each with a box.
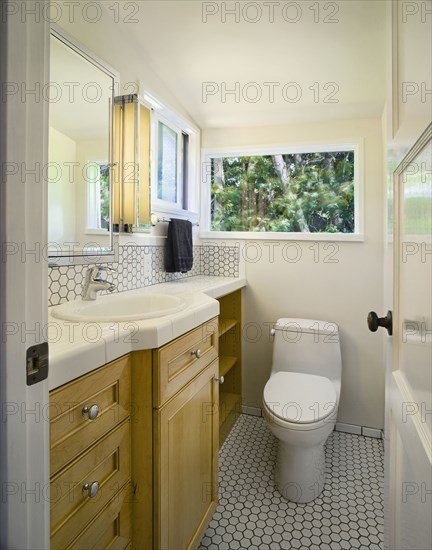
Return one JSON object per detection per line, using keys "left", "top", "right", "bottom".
{"left": 154, "top": 360, "right": 219, "bottom": 550}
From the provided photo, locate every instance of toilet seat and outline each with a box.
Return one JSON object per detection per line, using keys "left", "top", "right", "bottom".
{"left": 263, "top": 372, "right": 337, "bottom": 425}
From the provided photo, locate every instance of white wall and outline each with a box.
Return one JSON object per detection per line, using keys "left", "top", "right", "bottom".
{"left": 48, "top": 130, "right": 112, "bottom": 248}
{"left": 75, "top": 138, "right": 111, "bottom": 247}
{"left": 48, "top": 127, "right": 76, "bottom": 244}
{"left": 55, "top": 2, "right": 196, "bottom": 126}
{"left": 53, "top": 5, "right": 200, "bottom": 245}
{"left": 202, "top": 118, "right": 385, "bottom": 429}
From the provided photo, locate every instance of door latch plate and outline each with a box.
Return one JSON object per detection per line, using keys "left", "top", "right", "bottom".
{"left": 26, "top": 342, "right": 49, "bottom": 386}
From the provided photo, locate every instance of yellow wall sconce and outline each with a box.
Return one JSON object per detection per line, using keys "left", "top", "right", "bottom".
{"left": 112, "top": 94, "right": 151, "bottom": 232}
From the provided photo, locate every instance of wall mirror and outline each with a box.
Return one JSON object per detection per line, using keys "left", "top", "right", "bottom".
{"left": 48, "top": 27, "right": 119, "bottom": 265}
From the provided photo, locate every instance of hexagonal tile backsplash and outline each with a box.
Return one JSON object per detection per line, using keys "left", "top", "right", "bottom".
{"left": 48, "top": 244, "right": 240, "bottom": 306}
{"left": 199, "top": 414, "right": 384, "bottom": 550}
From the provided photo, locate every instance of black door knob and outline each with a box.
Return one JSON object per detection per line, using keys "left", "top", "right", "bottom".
{"left": 367, "top": 311, "right": 393, "bottom": 336}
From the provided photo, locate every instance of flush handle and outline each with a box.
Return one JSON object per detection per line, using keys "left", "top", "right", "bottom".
{"left": 82, "top": 481, "right": 100, "bottom": 498}
{"left": 191, "top": 349, "right": 202, "bottom": 359}
{"left": 367, "top": 311, "right": 393, "bottom": 336}
{"left": 82, "top": 404, "right": 100, "bottom": 420}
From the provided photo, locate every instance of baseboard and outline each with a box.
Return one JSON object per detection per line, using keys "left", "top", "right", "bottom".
{"left": 335, "top": 422, "right": 362, "bottom": 435}
{"left": 241, "top": 409, "right": 383, "bottom": 439}
{"left": 336, "top": 422, "right": 383, "bottom": 439}
{"left": 361, "top": 426, "right": 383, "bottom": 439}
{"left": 241, "top": 405, "right": 262, "bottom": 417}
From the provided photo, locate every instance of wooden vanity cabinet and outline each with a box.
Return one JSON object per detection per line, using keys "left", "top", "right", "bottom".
{"left": 130, "top": 351, "right": 153, "bottom": 550}
{"left": 49, "top": 355, "right": 133, "bottom": 550}
{"left": 153, "top": 360, "right": 219, "bottom": 550}
{"left": 152, "top": 317, "right": 219, "bottom": 550}
{"left": 49, "top": 317, "right": 220, "bottom": 550}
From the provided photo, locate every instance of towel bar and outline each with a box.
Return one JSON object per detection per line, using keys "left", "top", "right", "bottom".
{"left": 151, "top": 214, "right": 199, "bottom": 227}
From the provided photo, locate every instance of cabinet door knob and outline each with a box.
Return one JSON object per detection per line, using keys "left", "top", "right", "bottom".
{"left": 82, "top": 404, "right": 100, "bottom": 420}
{"left": 216, "top": 376, "right": 225, "bottom": 384}
{"left": 82, "top": 481, "right": 100, "bottom": 498}
{"left": 191, "top": 349, "right": 202, "bottom": 359}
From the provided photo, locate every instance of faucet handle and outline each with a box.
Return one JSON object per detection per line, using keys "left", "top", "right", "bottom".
{"left": 97, "top": 265, "right": 116, "bottom": 273}
{"left": 89, "top": 265, "right": 116, "bottom": 279}
{"left": 85, "top": 266, "right": 100, "bottom": 279}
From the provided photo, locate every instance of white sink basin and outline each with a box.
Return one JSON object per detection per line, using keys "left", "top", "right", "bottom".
{"left": 51, "top": 293, "right": 185, "bottom": 322}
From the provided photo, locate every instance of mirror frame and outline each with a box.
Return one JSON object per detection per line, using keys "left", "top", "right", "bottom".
{"left": 48, "top": 25, "right": 120, "bottom": 266}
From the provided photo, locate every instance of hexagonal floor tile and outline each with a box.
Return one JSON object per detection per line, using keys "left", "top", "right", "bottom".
{"left": 199, "top": 415, "right": 384, "bottom": 550}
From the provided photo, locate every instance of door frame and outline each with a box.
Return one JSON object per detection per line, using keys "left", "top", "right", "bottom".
{"left": 0, "top": 2, "right": 50, "bottom": 548}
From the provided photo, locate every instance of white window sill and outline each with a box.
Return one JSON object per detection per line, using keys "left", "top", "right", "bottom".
{"left": 199, "top": 231, "right": 365, "bottom": 242}
{"left": 85, "top": 228, "right": 110, "bottom": 236}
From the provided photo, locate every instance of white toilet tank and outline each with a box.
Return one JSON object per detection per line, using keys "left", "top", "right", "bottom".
{"left": 271, "top": 318, "right": 342, "bottom": 385}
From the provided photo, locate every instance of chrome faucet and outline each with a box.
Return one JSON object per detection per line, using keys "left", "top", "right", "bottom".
{"left": 82, "top": 266, "right": 116, "bottom": 301}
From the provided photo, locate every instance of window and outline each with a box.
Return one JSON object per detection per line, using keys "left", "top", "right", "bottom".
{"left": 87, "top": 161, "right": 110, "bottom": 231}
{"left": 144, "top": 89, "right": 200, "bottom": 220}
{"left": 153, "top": 114, "right": 192, "bottom": 212}
{"left": 158, "top": 121, "right": 179, "bottom": 203}
{"left": 202, "top": 145, "right": 362, "bottom": 239}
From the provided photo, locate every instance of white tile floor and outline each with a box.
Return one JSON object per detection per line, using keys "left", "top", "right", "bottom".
{"left": 199, "top": 414, "right": 384, "bottom": 550}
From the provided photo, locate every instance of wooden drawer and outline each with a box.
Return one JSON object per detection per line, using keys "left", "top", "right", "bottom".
{"left": 50, "top": 355, "right": 131, "bottom": 475}
{"left": 51, "top": 421, "right": 131, "bottom": 550}
{"left": 66, "top": 482, "right": 132, "bottom": 550}
{"left": 153, "top": 318, "right": 218, "bottom": 407}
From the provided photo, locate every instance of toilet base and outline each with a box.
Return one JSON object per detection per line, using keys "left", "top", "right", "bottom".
{"left": 275, "top": 440, "right": 326, "bottom": 503}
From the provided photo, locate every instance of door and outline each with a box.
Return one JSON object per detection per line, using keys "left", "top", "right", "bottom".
{"left": 379, "top": 3, "right": 432, "bottom": 548}
{"left": 0, "top": 2, "right": 50, "bottom": 548}
{"left": 386, "top": 126, "right": 432, "bottom": 550}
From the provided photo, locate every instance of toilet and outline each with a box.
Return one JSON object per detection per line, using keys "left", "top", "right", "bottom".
{"left": 262, "top": 318, "right": 342, "bottom": 503}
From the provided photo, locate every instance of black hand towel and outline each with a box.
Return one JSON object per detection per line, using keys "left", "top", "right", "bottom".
{"left": 165, "top": 219, "right": 193, "bottom": 273}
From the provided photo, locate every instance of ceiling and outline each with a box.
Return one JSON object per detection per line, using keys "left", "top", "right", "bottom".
{"left": 107, "top": 0, "right": 387, "bottom": 129}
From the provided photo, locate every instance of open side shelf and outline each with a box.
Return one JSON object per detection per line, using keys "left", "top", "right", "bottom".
{"left": 219, "top": 356, "right": 237, "bottom": 378}
{"left": 219, "top": 392, "right": 241, "bottom": 426}
{"left": 219, "top": 319, "right": 238, "bottom": 337}
{"left": 217, "top": 289, "right": 242, "bottom": 448}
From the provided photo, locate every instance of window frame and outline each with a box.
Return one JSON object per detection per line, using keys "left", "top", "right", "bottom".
{"left": 147, "top": 94, "right": 200, "bottom": 224}
{"left": 200, "top": 140, "right": 364, "bottom": 241}
{"left": 154, "top": 113, "right": 184, "bottom": 210}
{"left": 86, "top": 159, "right": 110, "bottom": 235}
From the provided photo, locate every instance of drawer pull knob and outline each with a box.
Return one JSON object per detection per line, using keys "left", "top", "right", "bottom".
{"left": 82, "top": 481, "right": 100, "bottom": 498}
{"left": 191, "top": 349, "right": 202, "bottom": 359}
{"left": 82, "top": 404, "right": 100, "bottom": 420}
{"left": 216, "top": 376, "right": 225, "bottom": 384}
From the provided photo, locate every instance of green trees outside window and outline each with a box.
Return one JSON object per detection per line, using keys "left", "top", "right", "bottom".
{"left": 210, "top": 151, "right": 355, "bottom": 233}
{"left": 99, "top": 163, "right": 110, "bottom": 230}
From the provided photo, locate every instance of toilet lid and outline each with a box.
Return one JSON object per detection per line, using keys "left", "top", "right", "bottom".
{"left": 263, "top": 372, "right": 337, "bottom": 424}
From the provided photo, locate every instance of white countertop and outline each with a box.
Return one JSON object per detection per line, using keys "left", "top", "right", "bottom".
{"left": 48, "top": 276, "right": 246, "bottom": 390}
